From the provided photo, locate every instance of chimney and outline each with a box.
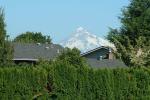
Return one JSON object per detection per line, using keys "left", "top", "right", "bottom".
{"left": 108, "top": 48, "right": 114, "bottom": 59}
{"left": 57, "top": 49, "right": 60, "bottom": 54}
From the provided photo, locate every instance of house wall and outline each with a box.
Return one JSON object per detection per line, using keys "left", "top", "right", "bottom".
{"left": 82, "top": 48, "right": 126, "bottom": 68}
{"left": 83, "top": 48, "right": 110, "bottom": 60}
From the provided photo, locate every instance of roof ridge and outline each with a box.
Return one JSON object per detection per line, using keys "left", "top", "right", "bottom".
{"left": 81, "top": 46, "right": 111, "bottom": 56}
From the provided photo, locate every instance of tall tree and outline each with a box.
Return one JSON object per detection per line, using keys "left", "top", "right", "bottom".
{"left": 14, "top": 32, "right": 52, "bottom": 44}
{"left": 0, "top": 8, "right": 13, "bottom": 66}
{"left": 107, "top": 0, "right": 150, "bottom": 67}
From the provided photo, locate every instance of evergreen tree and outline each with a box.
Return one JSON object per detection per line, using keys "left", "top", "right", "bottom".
{"left": 0, "top": 8, "right": 13, "bottom": 66}
{"left": 107, "top": 0, "right": 150, "bottom": 67}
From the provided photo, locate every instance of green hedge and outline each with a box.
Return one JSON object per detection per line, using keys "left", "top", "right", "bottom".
{"left": 0, "top": 67, "right": 49, "bottom": 99}
{"left": 48, "top": 62, "right": 150, "bottom": 100}
{"left": 0, "top": 64, "right": 150, "bottom": 100}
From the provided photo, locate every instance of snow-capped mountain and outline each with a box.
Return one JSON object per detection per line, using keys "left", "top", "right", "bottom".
{"left": 60, "top": 27, "right": 115, "bottom": 53}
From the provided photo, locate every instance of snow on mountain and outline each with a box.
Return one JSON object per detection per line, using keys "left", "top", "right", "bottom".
{"left": 60, "top": 27, "right": 115, "bottom": 53}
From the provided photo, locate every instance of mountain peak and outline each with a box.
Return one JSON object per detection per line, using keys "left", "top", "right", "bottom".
{"left": 74, "top": 27, "right": 91, "bottom": 37}
{"left": 60, "top": 28, "right": 115, "bottom": 53}
{"left": 76, "top": 27, "right": 86, "bottom": 33}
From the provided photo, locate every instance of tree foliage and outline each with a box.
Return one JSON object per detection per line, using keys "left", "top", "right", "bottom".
{"left": 0, "top": 8, "right": 13, "bottom": 66}
{"left": 1, "top": 64, "right": 150, "bottom": 99}
{"left": 107, "top": 0, "right": 150, "bottom": 67}
{"left": 14, "top": 32, "right": 52, "bottom": 44}
{"left": 56, "top": 47, "right": 87, "bottom": 68}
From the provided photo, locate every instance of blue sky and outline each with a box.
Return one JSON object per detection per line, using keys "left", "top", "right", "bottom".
{"left": 0, "top": 0, "right": 129, "bottom": 43}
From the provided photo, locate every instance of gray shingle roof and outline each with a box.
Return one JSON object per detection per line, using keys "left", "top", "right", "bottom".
{"left": 86, "top": 58, "right": 127, "bottom": 68}
{"left": 13, "top": 43, "right": 63, "bottom": 61}
{"left": 13, "top": 43, "right": 127, "bottom": 68}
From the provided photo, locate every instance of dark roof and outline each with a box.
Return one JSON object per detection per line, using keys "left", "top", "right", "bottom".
{"left": 81, "top": 46, "right": 113, "bottom": 56}
{"left": 13, "top": 43, "right": 63, "bottom": 61}
{"left": 86, "top": 58, "right": 127, "bottom": 68}
{"left": 13, "top": 43, "right": 127, "bottom": 68}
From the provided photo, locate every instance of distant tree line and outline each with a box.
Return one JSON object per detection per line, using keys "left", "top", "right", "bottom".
{"left": 14, "top": 31, "right": 52, "bottom": 44}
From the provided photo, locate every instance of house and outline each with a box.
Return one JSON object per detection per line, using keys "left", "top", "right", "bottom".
{"left": 13, "top": 43, "right": 126, "bottom": 68}
{"left": 81, "top": 46, "right": 127, "bottom": 68}
{"left": 13, "top": 43, "right": 63, "bottom": 64}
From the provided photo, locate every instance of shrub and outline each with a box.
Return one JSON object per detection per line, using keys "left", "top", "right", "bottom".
{"left": 0, "top": 64, "right": 150, "bottom": 99}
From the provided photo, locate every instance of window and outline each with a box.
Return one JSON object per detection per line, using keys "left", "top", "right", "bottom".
{"left": 97, "top": 54, "right": 109, "bottom": 60}
{"left": 103, "top": 54, "right": 109, "bottom": 59}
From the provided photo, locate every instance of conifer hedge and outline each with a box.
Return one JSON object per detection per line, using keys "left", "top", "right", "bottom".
{"left": 0, "top": 67, "right": 49, "bottom": 99}
{"left": 0, "top": 64, "right": 150, "bottom": 99}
